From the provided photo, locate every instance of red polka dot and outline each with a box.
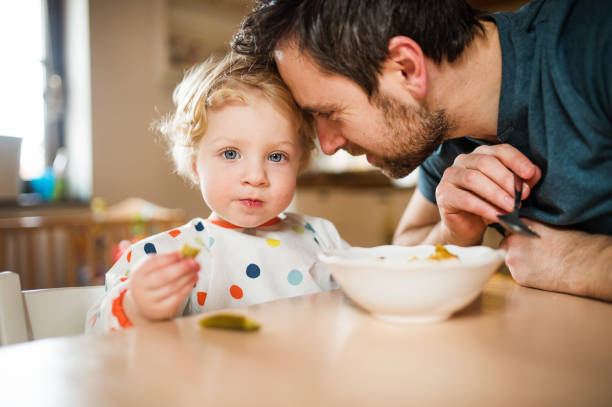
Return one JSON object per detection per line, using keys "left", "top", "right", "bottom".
{"left": 120, "top": 277, "right": 127, "bottom": 282}
{"left": 127, "top": 250, "right": 132, "bottom": 263}
{"left": 168, "top": 229, "right": 181, "bottom": 238}
{"left": 229, "top": 285, "right": 243, "bottom": 299}
{"left": 197, "top": 291, "right": 207, "bottom": 306}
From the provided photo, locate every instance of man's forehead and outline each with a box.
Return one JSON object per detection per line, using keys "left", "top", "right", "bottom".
{"left": 274, "top": 42, "right": 338, "bottom": 109}
{"left": 274, "top": 39, "right": 307, "bottom": 66}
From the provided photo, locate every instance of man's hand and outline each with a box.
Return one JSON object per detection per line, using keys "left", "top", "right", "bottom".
{"left": 435, "top": 144, "right": 541, "bottom": 245}
{"left": 501, "top": 220, "right": 612, "bottom": 302}
{"left": 123, "top": 252, "right": 200, "bottom": 323}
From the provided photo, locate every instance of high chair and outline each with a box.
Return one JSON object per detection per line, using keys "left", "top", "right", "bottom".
{"left": 0, "top": 271, "right": 104, "bottom": 346}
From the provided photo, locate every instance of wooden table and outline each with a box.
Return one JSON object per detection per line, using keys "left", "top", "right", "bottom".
{"left": 1, "top": 274, "right": 611, "bottom": 406}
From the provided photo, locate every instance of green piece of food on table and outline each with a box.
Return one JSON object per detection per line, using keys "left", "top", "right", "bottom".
{"left": 199, "top": 313, "right": 260, "bottom": 331}
{"left": 180, "top": 243, "right": 200, "bottom": 258}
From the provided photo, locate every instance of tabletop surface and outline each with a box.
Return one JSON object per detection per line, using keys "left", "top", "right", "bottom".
{"left": 1, "top": 273, "right": 611, "bottom": 407}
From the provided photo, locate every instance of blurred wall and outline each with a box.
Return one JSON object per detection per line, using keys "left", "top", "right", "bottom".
{"left": 87, "top": 0, "right": 206, "bottom": 218}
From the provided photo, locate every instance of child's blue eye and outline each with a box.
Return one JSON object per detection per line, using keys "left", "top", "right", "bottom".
{"left": 269, "top": 152, "right": 285, "bottom": 162}
{"left": 222, "top": 149, "right": 239, "bottom": 160}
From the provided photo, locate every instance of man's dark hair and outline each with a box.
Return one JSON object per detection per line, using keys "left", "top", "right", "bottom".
{"left": 232, "top": 0, "right": 487, "bottom": 97}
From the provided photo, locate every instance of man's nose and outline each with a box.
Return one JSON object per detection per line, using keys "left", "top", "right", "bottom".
{"left": 316, "top": 118, "right": 346, "bottom": 155}
{"left": 241, "top": 159, "right": 268, "bottom": 186}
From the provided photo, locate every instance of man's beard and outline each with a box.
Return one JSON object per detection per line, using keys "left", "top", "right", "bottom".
{"left": 369, "top": 92, "right": 449, "bottom": 179}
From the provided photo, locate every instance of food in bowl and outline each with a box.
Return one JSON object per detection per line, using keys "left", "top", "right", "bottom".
{"left": 427, "top": 244, "right": 458, "bottom": 261}
{"left": 318, "top": 244, "right": 505, "bottom": 323}
{"left": 374, "top": 244, "right": 459, "bottom": 263}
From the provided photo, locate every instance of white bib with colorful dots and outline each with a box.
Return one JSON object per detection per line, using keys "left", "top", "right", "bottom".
{"left": 86, "top": 212, "right": 348, "bottom": 333}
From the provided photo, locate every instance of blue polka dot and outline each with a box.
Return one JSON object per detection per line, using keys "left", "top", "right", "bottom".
{"left": 195, "top": 221, "right": 204, "bottom": 231}
{"left": 305, "top": 223, "right": 316, "bottom": 233}
{"left": 288, "top": 269, "right": 303, "bottom": 286}
{"left": 144, "top": 242, "right": 157, "bottom": 254}
{"left": 246, "top": 263, "right": 260, "bottom": 278}
{"left": 209, "top": 237, "right": 215, "bottom": 248}
{"left": 313, "top": 237, "right": 320, "bottom": 246}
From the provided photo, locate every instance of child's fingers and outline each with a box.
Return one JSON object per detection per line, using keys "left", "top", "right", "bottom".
{"left": 130, "top": 268, "right": 197, "bottom": 318}
{"left": 137, "top": 252, "right": 183, "bottom": 274}
{"left": 156, "top": 279, "right": 196, "bottom": 316}
{"left": 150, "top": 267, "right": 199, "bottom": 300}
{"left": 144, "top": 258, "right": 200, "bottom": 291}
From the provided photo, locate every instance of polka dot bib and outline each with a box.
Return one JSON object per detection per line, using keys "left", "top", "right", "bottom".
{"left": 86, "top": 212, "right": 348, "bottom": 333}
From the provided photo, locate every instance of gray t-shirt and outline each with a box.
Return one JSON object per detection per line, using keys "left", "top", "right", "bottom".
{"left": 419, "top": 0, "right": 612, "bottom": 234}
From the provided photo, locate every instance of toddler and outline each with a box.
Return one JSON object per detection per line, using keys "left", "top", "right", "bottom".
{"left": 86, "top": 53, "right": 348, "bottom": 333}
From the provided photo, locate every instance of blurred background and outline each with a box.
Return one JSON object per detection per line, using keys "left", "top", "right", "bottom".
{"left": 0, "top": 0, "right": 527, "bottom": 289}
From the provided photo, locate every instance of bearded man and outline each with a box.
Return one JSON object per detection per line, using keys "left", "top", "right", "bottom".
{"left": 232, "top": 0, "right": 612, "bottom": 301}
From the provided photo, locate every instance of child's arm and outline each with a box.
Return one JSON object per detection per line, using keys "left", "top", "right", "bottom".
{"left": 312, "top": 217, "right": 351, "bottom": 251}
{"left": 85, "top": 241, "right": 200, "bottom": 333}
{"left": 307, "top": 216, "right": 351, "bottom": 290}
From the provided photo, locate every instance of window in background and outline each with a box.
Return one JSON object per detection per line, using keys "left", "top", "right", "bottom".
{"left": 0, "top": 0, "right": 46, "bottom": 180}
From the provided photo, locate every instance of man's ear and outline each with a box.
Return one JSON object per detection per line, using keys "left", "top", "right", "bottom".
{"left": 385, "top": 36, "right": 428, "bottom": 100}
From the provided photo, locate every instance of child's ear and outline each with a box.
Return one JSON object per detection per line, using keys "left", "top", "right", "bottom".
{"left": 384, "top": 36, "right": 428, "bottom": 100}
{"left": 191, "top": 161, "right": 199, "bottom": 183}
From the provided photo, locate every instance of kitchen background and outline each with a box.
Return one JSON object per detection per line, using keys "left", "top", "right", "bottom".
{"left": 0, "top": 0, "right": 526, "bottom": 288}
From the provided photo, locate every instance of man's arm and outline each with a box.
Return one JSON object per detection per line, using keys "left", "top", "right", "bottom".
{"left": 397, "top": 144, "right": 541, "bottom": 247}
{"left": 502, "top": 220, "right": 612, "bottom": 302}
{"left": 393, "top": 189, "right": 444, "bottom": 245}
{"left": 393, "top": 188, "right": 497, "bottom": 246}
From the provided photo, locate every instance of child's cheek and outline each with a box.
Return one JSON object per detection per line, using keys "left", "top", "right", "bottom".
{"left": 277, "top": 180, "right": 297, "bottom": 210}
{"left": 202, "top": 180, "right": 228, "bottom": 213}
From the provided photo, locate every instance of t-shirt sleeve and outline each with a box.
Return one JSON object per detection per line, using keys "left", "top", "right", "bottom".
{"left": 605, "top": 30, "right": 612, "bottom": 122}
{"left": 85, "top": 242, "right": 137, "bottom": 334}
{"left": 418, "top": 153, "right": 445, "bottom": 204}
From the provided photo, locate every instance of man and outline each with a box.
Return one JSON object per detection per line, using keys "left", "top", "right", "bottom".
{"left": 232, "top": 0, "right": 612, "bottom": 301}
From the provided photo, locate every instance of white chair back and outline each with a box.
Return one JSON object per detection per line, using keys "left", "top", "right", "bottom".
{"left": 0, "top": 271, "right": 28, "bottom": 344}
{"left": 0, "top": 271, "right": 104, "bottom": 346}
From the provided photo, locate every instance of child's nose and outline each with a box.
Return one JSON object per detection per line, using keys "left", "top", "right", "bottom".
{"left": 241, "top": 160, "right": 268, "bottom": 186}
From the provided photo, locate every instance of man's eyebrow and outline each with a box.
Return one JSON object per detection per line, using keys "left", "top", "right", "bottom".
{"left": 301, "top": 103, "right": 342, "bottom": 114}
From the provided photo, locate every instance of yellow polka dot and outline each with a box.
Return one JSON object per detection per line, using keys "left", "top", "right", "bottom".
{"left": 292, "top": 225, "right": 305, "bottom": 234}
{"left": 266, "top": 238, "right": 280, "bottom": 247}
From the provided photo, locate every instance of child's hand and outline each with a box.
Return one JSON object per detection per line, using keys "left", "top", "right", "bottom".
{"left": 124, "top": 252, "right": 200, "bottom": 322}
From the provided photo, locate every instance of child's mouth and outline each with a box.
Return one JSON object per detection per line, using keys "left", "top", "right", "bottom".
{"left": 240, "top": 199, "right": 263, "bottom": 208}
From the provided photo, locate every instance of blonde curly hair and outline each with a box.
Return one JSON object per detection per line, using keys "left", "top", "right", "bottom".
{"left": 154, "top": 53, "right": 316, "bottom": 184}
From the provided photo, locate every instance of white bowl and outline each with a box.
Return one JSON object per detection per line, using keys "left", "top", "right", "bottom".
{"left": 318, "top": 245, "right": 505, "bottom": 323}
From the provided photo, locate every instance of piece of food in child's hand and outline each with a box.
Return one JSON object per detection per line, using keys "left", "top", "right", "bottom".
{"left": 180, "top": 243, "right": 200, "bottom": 258}
{"left": 426, "top": 244, "right": 458, "bottom": 261}
{"left": 199, "top": 313, "right": 260, "bottom": 331}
